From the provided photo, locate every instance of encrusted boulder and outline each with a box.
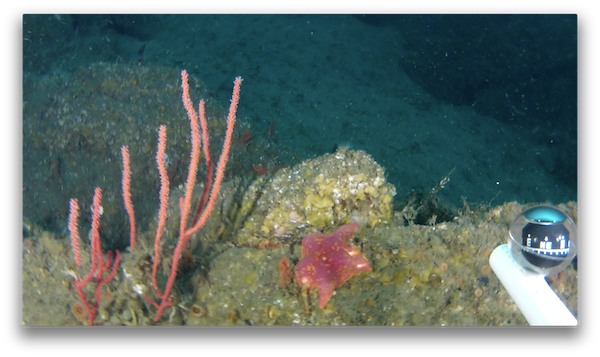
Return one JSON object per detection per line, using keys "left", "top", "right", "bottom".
{"left": 235, "top": 148, "right": 396, "bottom": 247}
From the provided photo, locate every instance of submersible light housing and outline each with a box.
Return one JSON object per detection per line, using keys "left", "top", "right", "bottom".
{"left": 508, "top": 206, "right": 577, "bottom": 276}
{"left": 490, "top": 205, "right": 577, "bottom": 326}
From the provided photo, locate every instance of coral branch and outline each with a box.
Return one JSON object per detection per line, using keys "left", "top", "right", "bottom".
{"left": 68, "top": 199, "right": 82, "bottom": 267}
{"left": 187, "top": 76, "right": 242, "bottom": 236}
{"left": 121, "top": 146, "right": 136, "bottom": 248}
{"left": 145, "top": 71, "right": 242, "bottom": 322}
{"left": 192, "top": 99, "right": 213, "bottom": 227}
{"left": 151, "top": 125, "right": 170, "bottom": 299}
{"left": 179, "top": 74, "right": 202, "bottom": 237}
{"left": 67, "top": 187, "right": 120, "bottom": 325}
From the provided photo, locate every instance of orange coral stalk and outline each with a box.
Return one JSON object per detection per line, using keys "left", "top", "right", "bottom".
{"left": 67, "top": 187, "right": 120, "bottom": 325}
{"left": 68, "top": 198, "right": 81, "bottom": 267}
{"left": 121, "top": 146, "right": 136, "bottom": 248}
{"left": 147, "top": 71, "right": 242, "bottom": 322}
{"left": 150, "top": 125, "right": 170, "bottom": 299}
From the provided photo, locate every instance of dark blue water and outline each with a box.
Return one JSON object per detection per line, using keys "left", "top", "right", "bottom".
{"left": 23, "top": 14, "right": 577, "bottom": 236}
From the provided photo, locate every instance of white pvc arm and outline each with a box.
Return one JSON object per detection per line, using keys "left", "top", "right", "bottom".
{"left": 489, "top": 244, "right": 577, "bottom": 326}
